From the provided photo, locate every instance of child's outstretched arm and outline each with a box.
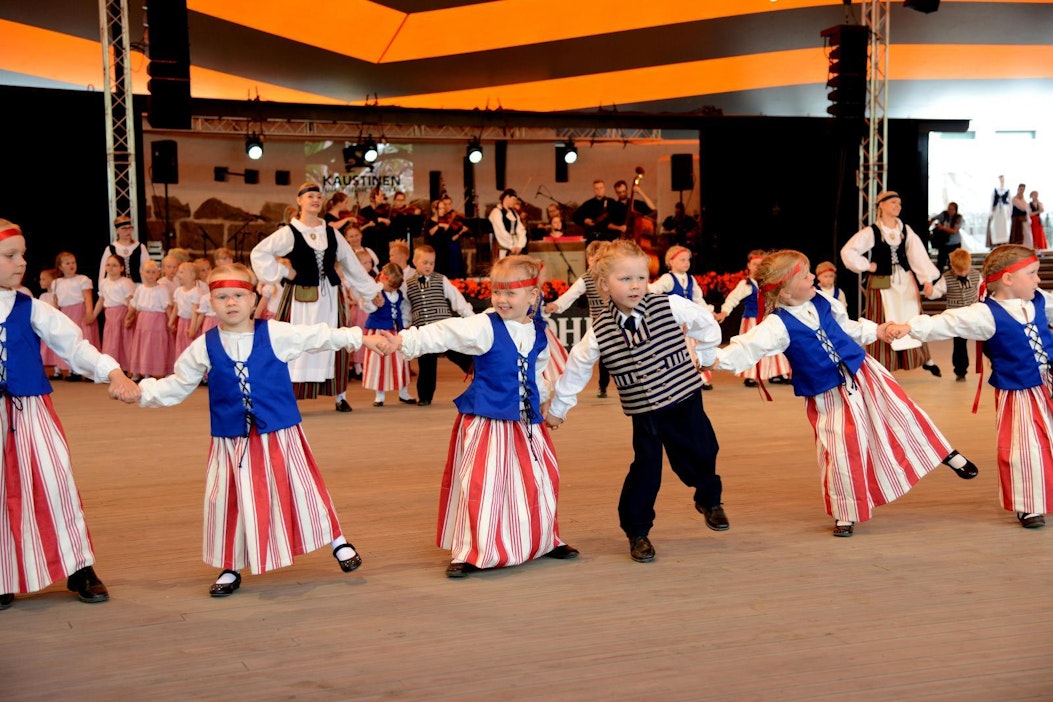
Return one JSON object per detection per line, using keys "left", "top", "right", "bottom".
{"left": 668, "top": 295, "right": 722, "bottom": 367}
{"left": 547, "top": 331, "right": 601, "bottom": 423}
{"left": 544, "top": 276, "right": 586, "bottom": 315}
{"left": 108, "top": 369, "right": 140, "bottom": 403}
{"left": 139, "top": 339, "right": 209, "bottom": 407}
{"left": 713, "top": 316, "right": 789, "bottom": 374}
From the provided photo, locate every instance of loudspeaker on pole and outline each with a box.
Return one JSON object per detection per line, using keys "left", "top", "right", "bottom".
{"left": 429, "top": 171, "right": 443, "bottom": 202}
{"left": 151, "top": 140, "right": 179, "bottom": 184}
{"left": 495, "top": 140, "right": 507, "bottom": 191}
{"left": 146, "top": 0, "right": 191, "bottom": 129}
{"left": 670, "top": 154, "right": 693, "bottom": 192}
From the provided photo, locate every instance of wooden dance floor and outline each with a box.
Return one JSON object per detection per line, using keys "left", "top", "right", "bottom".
{"left": 3, "top": 339, "right": 1051, "bottom": 701}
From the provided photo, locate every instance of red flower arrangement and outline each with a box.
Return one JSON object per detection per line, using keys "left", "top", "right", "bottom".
{"left": 694, "top": 270, "right": 747, "bottom": 298}
{"left": 450, "top": 278, "right": 570, "bottom": 303}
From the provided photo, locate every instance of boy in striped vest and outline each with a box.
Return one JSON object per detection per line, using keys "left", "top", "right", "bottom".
{"left": 939, "top": 248, "right": 983, "bottom": 381}
{"left": 547, "top": 241, "right": 727, "bottom": 563}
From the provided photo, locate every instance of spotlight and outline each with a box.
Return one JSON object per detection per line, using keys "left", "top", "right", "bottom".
{"left": 563, "top": 141, "right": 578, "bottom": 164}
{"left": 467, "top": 138, "right": 483, "bottom": 164}
{"left": 363, "top": 137, "right": 379, "bottom": 163}
{"left": 245, "top": 133, "right": 264, "bottom": 160}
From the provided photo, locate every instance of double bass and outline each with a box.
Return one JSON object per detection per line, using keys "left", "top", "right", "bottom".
{"left": 622, "top": 167, "right": 659, "bottom": 276}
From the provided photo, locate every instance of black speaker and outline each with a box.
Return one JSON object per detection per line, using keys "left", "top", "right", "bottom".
{"left": 494, "top": 140, "right": 507, "bottom": 191}
{"left": 275, "top": 170, "right": 291, "bottom": 186}
{"left": 151, "top": 140, "right": 179, "bottom": 184}
{"left": 671, "top": 154, "right": 693, "bottom": 191}
{"left": 429, "top": 170, "right": 443, "bottom": 202}
{"left": 146, "top": 0, "right": 191, "bottom": 129}
{"left": 243, "top": 169, "right": 259, "bottom": 185}
{"left": 555, "top": 146, "right": 569, "bottom": 183}
{"left": 904, "top": 0, "right": 940, "bottom": 12}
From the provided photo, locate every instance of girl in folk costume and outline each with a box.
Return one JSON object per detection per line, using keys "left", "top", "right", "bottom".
{"left": 169, "top": 262, "right": 201, "bottom": 361}
{"left": 649, "top": 245, "right": 715, "bottom": 391}
{"left": 713, "top": 250, "right": 980, "bottom": 537}
{"left": 53, "top": 252, "right": 101, "bottom": 381}
{"left": 989, "top": 176, "right": 1011, "bottom": 248}
{"left": 0, "top": 221, "right": 140, "bottom": 610}
{"left": 840, "top": 191, "right": 943, "bottom": 375}
{"left": 391, "top": 256, "right": 577, "bottom": 577}
{"left": 716, "top": 250, "right": 791, "bottom": 387}
{"left": 887, "top": 245, "right": 1053, "bottom": 529}
{"left": 544, "top": 240, "right": 612, "bottom": 397}
{"left": 342, "top": 249, "right": 376, "bottom": 380}
{"left": 137, "top": 264, "right": 390, "bottom": 596}
{"left": 360, "top": 263, "right": 415, "bottom": 406}
{"left": 547, "top": 241, "right": 727, "bottom": 564}
{"left": 251, "top": 183, "right": 382, "bottom": 413}
{"left": 125, "top": 260, "right": 172, "bottom": 379}
{"left": 92, "top": 253, "right": 135, "bottom": 369}
{"left": 814, "top": 261, "right": 847, "bottom": 306}
{"left": 1030, "top": 191, "right": 1047, "bottom": 250}
{"left": 98, "top": 215, "right": 148, "bottom": 286}
{"left": 37, "top": 267, "right": 63, "bottom": 377}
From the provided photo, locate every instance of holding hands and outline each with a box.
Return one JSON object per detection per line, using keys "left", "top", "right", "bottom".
{"left": 360, "top": 330, "right": 401, "bottom": 356}
{"left": 879, "top": 322, "right": 912, "bottom": 344}
{"left": 107, "top": 370, "right": 141, "bottom": 404}
{"left": 544, "top": 413, "right": 564, "bottom": 430}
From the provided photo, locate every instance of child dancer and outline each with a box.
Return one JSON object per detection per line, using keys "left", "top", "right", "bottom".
{"left": 361, "top": 263, "right": 415, "bottom": 406}
{"left": 213, "top": 248, "right": 235, "bottom": 267}
{"left": 713, "top": 250, "right": 979, "bottom": 537}
{"left": 547, "top": 241, "right": 727, "bottom": 563}
{"left": 126, "top": 260, "right": 172, "bottom": 379}
{"left": 53, "top": 251, "right": 100, "bottom": 380}
{"left": 38, "top": 267, "right": 63, "bottom": 378}
{"left": 169, "top": 261, "right": 201, "bottom": 361}
{"left": 0, "top": 221, "right": 140, "bottom": 610}
{"left": 544, "top": 240, "right": 611, "bottom": 396}
{"left": 404, "top": 245, "right": 475, "bottom": 406}
{"left": 814, "top": 261, "right": 847, "bottom": 305}
{"left": 649, "top": 245, "right": 715, "bottom": 390}
{"left": 887, "top": 245, "right": 1051, "bottom": 529}
{"left": 716, "top": 250, "right": 791, "bottom": 387}
{"left": 93, "top": 253, "right": 135, "bottom": 369}
{"left": 939, "top": 248, "right": 983, "bottom": 381}
{"left": 392, "top": 255, "right": 577, "bottom": 577}
{"left": 137, "top": 264, "right": 389, "bottom": 596}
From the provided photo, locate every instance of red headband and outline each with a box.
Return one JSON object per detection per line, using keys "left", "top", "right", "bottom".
{"left": 0, "top": 227, "right": 22, "bottom": 242}
{"left": 760, "top": 262, "right": 802, "bottom": 294}
{"left": 984, "top": 255, "right": 1037, "bottom": 287}
{"left": 749, "top": 255, "right": 764, "bottom": 262}
{"left": 209, "top": 279, "right": 255, "bottom": 292}
{"left": 492, "top": 276, "right": 539, "bottom": 290}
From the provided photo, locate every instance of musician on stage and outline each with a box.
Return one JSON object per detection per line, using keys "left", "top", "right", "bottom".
{"left": 613, "top": 180, "right": 657, "bottom": 235}
{"left": 426, "top": 197, "right": 467, "bottom": 277}
{"left": 573, "top": 180, "right": 623, "bottom": 244}
{"left": 389, "top": 191, "right": 423, "bottom": 251}
{"left": 359, "top": 187, "right": 392, "bottom": 266}
{"left": 488, "top": 188, "right": 527, "bottom": 260}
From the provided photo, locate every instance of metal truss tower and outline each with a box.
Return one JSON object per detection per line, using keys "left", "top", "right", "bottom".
{"left": 99, "top": 0, "right": 139, "bottom": 240}
{"left": 859, "top": 0, "right": 890, "bottom": 229}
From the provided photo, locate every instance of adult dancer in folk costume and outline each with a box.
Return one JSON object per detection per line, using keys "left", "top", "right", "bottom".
{"left": 840, "top": 191, "right": 942, "bottom": 373}
{"left": 251, "top": 183, "right": 382, "bottom": 412}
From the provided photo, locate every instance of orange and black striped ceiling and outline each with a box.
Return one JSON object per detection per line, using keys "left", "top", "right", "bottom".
{"left": 1, "top": 0, "right": 1051, "bottom": 118}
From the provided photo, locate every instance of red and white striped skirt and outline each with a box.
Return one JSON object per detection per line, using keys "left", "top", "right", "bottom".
{"left": 541, "top": 325, "right": 569, "bottom": 392}
{"left": 994, "top": 385, "right": 1053, "bottom": 514}
{"left": 60, "top": 303, "right": 100, "bottom": 349}
{"left": 737, "top": 317, "right": 791, "bottom": 380}
{"left": 438, "top": 414, "right": 564, "bottom": 569}
{"left": 361, "top": 330, "right": 411, "bottom": 391}
{"left": 203, "top": 425, "right": 343, "bottom": 575}
{"left": 805, "top": 356, "right": 952, "bottom": 523}
{"left": 102, "top": 305, "right": 132, "bottom": 369}
{"left": 0, "top": 395, "right": 95, "bottom": 594}
{"left": 129, "top": 310, "right": 171, "bottom": 377}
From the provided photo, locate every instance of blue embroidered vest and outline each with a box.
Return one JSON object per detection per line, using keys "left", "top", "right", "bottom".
{"left": 1, "top": 293, "right": 52, "bottom": 397}
{"left": 983, "top": 293, "right": 1053, "bottom": 391}
{"left": 775, "top": 294, "right": 865, "bottom": 397}
{"left": 365, "top": 291, "right": 405, "bottom": 330}
{"left": 454, "top": 312, "right": 546, "bottom": 423}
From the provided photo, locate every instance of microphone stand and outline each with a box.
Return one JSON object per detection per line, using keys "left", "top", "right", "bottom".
{"left": 230, "top": 218, "right": 257, "bottom": 261}
{"left": 535, "top": 185, "right": 577, "bottom": 282}
{"left": 196, "top": 224, "right": 221, "bottom": 259}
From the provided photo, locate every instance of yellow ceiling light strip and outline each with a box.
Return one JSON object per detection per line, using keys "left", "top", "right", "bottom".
{"left": 359, "top": 44, "right": 1053, "bottom": 112}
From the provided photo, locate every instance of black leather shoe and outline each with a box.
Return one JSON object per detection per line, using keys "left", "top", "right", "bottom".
{"left": 209, "top": 569, "right": 241, "bottom": 597}
{"left": 398, "top": 397, "right": 418, "bottom": 405}
{"left": 445, "top": 562, "right": 477, "bottom": 578}
{"left": 417, "top": 400, "right": 432, "bottom": 407}
{"left": 923, "top": 363, "right": 942, "bottom": 377}
{"left": 768, "top": 374, "right": 790, "bottom": 384}
{"left": 545, "top": 544, "right": 580, "bottom": 560}
{"left": 372, "top": 401, "right": 384, "bottom": 407}
{"left": 955, "top": 374, "right": 967, "bottom": 382}
{"left": 943, "top": 451, "right": 979, "bottom": 479}
{"left": 0, "top": 593, "right": 13, "bottom": 610}
{"left": 333, "top": 544, "right": 362, "bottom": 572}
{"left": 1017, "top": 512, "right": 1046, "bottom": 529}
{"left": 701, "top": 383, "right": 714, "bottom": 391}
{"left": 833, "top": 522, "right": 854, "bottom": 537}
{"left": 628, "top": 535, "right": 655, "bottom": 562}
{"left": 66, "top": 566, "right": 109, "bottom": 603}
{"left": 596, "top": 389, "right": 607, "bottom": 398}
{"left": 65, "top": 373, "right": 83, "bottom": 382}
{"left": 335, "top": 399, "right": 353, "bottom": 412}
{"left": 743, "top": 379, "right": 758, "bottom": 387}
{"left": 695, "top": 503, "right": 730, "bottom": 531}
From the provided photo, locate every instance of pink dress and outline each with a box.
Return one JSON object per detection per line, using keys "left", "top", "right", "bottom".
{"left": 98, "top": 276, "right": 135, "bottom": 368}
{"left": 129, "top": 285, "right": 172, "bottom": 377}
{"left": 53, "top": 274, "right": 100, "bottom": 349}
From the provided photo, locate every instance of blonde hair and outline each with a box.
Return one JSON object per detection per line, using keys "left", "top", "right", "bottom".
{"left": 755, "top": 250, "right": 809, "bottom": 313}
{"left": 414, "top": 244, "right": 436, "bottom": 258}
{"left": 0, "top": 218, "right": 22, "bottom": 234}
{"left": 665, "top": 245, "right": 691, "bottom": 267}
{"left": 208, "top": 263, "right": 258, "bottom": 287}
{"left": 379, "top": 262, "right": 403, "bottom": 288}
{"left": 55, "top": 251, "right": 75, "bottom": 267}
{"left": 213, "top": 247, "right": 234, "bottom": 263}
{"left": 167, "top": 247, "right": 190, "bottom": 263}
{"left": 948, "top": 248, "right": 972, "bottom": 271}
{"left": 491, "top": 255, "right": 542, "bottom": 289}
{"left": 389, "top": 240, "right": 410, "bottom": 259}
{"left": 983, "top": 245, "right": 1035, "bottom": 294}
{"left": 592, "top": 240, "right": 650, "bottom": 281}
{"left": 815, "top": 261, "right": 836, "bottom": 276}
{"left": 747, "top": 249, "right": 766, "bottom": 262}
{"left": 584, "top": 240, "right": 608, "bottom": 262}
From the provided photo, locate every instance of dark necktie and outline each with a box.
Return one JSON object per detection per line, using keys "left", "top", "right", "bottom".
{"left": 623, "top": 316, "right": 637, "bottom": 334}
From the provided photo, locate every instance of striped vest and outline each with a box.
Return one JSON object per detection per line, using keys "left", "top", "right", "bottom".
{"left": 942, "top": 270, "right": 981, "bottom": 309}
{"left": 407, "top": 275, "right": 454, "bottom": 326}
{"left": 593, "top": 294, "right": 701, "bottom": 415}
{"left": 583, "top": 273, "right": 605, "bottom": 319}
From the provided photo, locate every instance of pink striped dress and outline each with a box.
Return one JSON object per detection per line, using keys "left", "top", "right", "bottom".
{"left": 129, "top": 284, "right": 172, "bottom": 377}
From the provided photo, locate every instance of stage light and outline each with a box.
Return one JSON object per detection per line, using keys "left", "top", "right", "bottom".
{"left": 363, "top": 137, "right": 379, "bottom": 163}
{"left": 563, "top": 141, "right": 578, "bottom": 164}
{"left": 467, "top": 138, "right": 483, "bottom": 164}
{"left": 245, "top": 133, "right": 264, "bottom": 160}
